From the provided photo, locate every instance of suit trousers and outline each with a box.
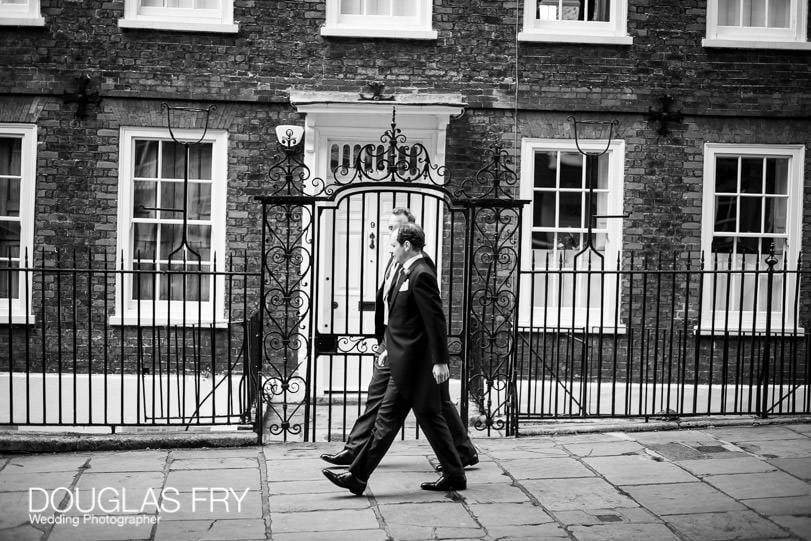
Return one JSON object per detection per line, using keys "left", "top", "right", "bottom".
{"left": 343, "top": 363, "right": 477, "bottom": 464}
{"left": 349, "top": 377, "right": 465, "bottom": 482}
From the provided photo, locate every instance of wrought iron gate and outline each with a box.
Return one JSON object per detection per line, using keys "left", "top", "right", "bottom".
{"left": 254, "top": 116, "right": 526, "bottom": 442}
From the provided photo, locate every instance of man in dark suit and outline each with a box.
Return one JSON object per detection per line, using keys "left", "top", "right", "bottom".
{"left": 323, "top": 223, "right": 467, "bottom": 494}
{"left": 320, "top": 208, "right": 477, "bottom": 471}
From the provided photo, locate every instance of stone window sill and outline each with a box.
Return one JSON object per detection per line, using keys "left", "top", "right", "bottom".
{"left": 518, "top": 31, "right": 632, "bottom": 45}
{"left": 702, "top": 38, "right": 811, "bottom": 50}
{"left": 0, "top": 16, "right": 45, "bottom": 27}
{"left": 320, "top": 26, "right": 437, "bottom": 40}
{"left": 118, "top": 18, "right": 238, "bottom": 34}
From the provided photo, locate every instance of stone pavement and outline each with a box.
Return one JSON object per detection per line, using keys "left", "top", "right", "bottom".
{"left": 1, "top": 423, "right": 810, "bottom": 540}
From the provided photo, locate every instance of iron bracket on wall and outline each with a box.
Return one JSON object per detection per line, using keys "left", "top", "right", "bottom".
{"left": 647, "top": 95, "right": 683, "bottom": 136}
{"left": 62, "top": 73, "right": 102, "bottom": 119}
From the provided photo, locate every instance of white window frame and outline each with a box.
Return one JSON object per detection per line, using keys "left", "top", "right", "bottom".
{"left": 703, "top": 0, "right": 811, "bottom": 50}
{"left": 518, "top": 0, "right": 632, "bottom": 45}
{"left": 113, "top": 127, "right": 228, "bottom": 327}
{"left": 0, "top": 0, "right": 45, "bottom": 26}
{"left": 519, "top": 138, "right": 625, "bottom": 330}
{"left": 0, "top": 124, "right": 36, "bottom": 324}
{"left": 118, "top": 0, "right": 238, "bottom": 33}
{"left": 321, "top": 0, "right": 437, "bottom": 40}
{"left": 700, "top": 144, "right": 805, "bottom": 334}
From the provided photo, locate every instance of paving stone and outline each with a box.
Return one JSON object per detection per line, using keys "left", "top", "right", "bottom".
{"left": 76, "top": 471, "right": 164, "bottom": 491}
{"left": 0, "top": 523, "right": 45, "bottom": 541}
{"left": 665, "top": 510, "right": 787, "bottom": 541}
{"left": 170, "top": 448, "right": 262, "bottom": 459}
{"left": 49, "top": 518, "right": 154, "bottom": 541}
{"left": 623, "top": 482, "right": 744, "bottom": 515}
{"left": 770, "top": 458, "right": 811, "bottom": 480}
{"left": 170, "top": 457, "right": 257, "bottom": 470}
{"left": 552, "top": 507, "right": 661, "bottom": 526}
{"left": 521, "top": 477, "right": 638, "bottom": 511}
{"left": 367, "top": 471, "right": 450, "bottom": 503}
{"left": 484, "top": 523, "right": 569, "bottom": 538}
{"left": 554, "top": 433, "right": 628, "bottom": 445}
{"left": 459, "top": 460, "right": 511, "bottom": 484}
{"left": 501, "top": 457, "right": 594, "bottom": 480}
{"left": 271, "top": 508, "right": 378, "bottom": 533}
{"left": 629, "top": 430, "right": 718, "bottom": 444}
{"left": 0, "top": 491, "right": 49, "bottom": 528}
{"left": 153, "top": 518, "right": 266, "bottom": 540}
{"left": 569, "top": 522, "right": 681, "bottom": 540}
{"left": 770, "top": 516, "right": 811, "bottom": 541}
{"left": 375, "top": 454, "right": 435, "bottom": 472}
{"left": 0, "top": 471, "right": 78, "bottom": 491}
{"left": 270, "top": 492, "right": 371, "bottom": 512}
{"left": 645, "top": 442, "right": 706, "bottom": 461}
{"left": 741, "top": 495, "right": 811, "bottom": 516}
{"left": 62, "top": 487, "right": 162, "bottom": 516}
{"left": 708, "top": 426, "right": 807, "bottom": 442}
{"left": 2, "top": 455, "right": 88, "bottom": 473}
{"left": 272, "top": 531, "right": 388, "bottom": 541}
{"left": 562, "top": 440, "right": 644, "bottom": 457}
{"left": 267, "top": 479, "right": 348, "bottom": 495}
{"left": 467, "top": 502, "right": 553, "bottom": 526}
{"left": 86, "top": 451, "right": 167, "bottom": 473}
{"left": 786, "top": 424, "right": 811, "bottom": 435}
{"left": 165, "top": 468, "right": 259, "bottom": 491}
{"left": 267, "top": 459, "right": 334, "bottom": 482}
{"left": 486, "top": 447, "right": 569, "bottom": 459}
{"left": 704, "top": 471, "right": 811, "bottom": 499}
{"left": 736, "top": 438, "right": 811, "bottom": 459}
{"left": 457, "top": 482, "right": 530, "bottom": 504}
{"left": 584, "top": 455, "right": 698, "bottom": 485}
{"left": 677, "top": 457, "right": 777, "bottom": 476}
{"left": 158, "top": 490, "right": 262, "bottom": 521}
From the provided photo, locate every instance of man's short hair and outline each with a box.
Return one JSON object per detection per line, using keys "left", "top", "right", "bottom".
{"left": 391, "top": 207, "right": 416, "bottom": 223}
{"left": 396, "top": 222, "right": 426, "bottom": 251}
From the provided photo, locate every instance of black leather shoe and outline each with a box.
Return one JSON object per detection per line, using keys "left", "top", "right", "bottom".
{"left": 322, "top": 469, "right": 366, "bottom": 496}
{"left": 421, "top": 475, "right": 467, "bottom": 491}
{"left": 320, "top": 449, "right": 354, "bottom": 466}
{"left": 435, "top": 454, "right": 479, "bottom": 472}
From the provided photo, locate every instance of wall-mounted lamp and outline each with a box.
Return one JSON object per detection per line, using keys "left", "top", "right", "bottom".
{"left": 275, "top": 125, "right": 304, "bottom": 148}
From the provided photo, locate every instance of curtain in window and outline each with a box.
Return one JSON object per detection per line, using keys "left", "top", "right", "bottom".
{"left": 719, "top": 0, "right": 790, "bottom": 28}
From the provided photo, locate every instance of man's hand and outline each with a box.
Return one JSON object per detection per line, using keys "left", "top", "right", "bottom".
{"left": 377, "top": 350, "right": 388, "bottom": 368}
{"left": 433, "top": 363, "right": 449, "bottom": 384}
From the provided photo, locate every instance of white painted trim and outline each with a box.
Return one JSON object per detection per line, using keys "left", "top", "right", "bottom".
{"left": 108, "top": 315, "right": 230, "bottom": 328}
{"left": 0, "top": 124, "right": 37, "bottom": 320}
{"left": 521, "top": 0, "right": 629, "bottom": 41}
{"left": 704, "top": 0, "right": 808, "bottom": 46}
{"left": 119, "top": 0, "right": 237, "bottom": 33}
{"left": 518, "top": 138, "right": 625, "bottom": 329}
{"left": 700, "top": 143, "right": 805, "bottom": 330}
{"left": 0, "top": 16, "right": 45, "bottom": 26}
{"left": 701, "top": 38, "right": 811, "bottom": 50}
{"left": 517, "top": 32, "right": 632, "bottom": 44}
{"left": 323, "top": 0, "right": 434, "bottom": 39}
{"left": 115, "top": 127, "right": 229, "bottom": 325}
{"left": 0, "top": 0, "right": 42, "bottom": 24}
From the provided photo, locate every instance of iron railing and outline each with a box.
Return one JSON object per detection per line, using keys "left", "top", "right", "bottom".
{"left": 515, "top": 249, "right": 810, "bottom": 421}
{"left": 0, "top": 249, "right": 262, "bottom": 429}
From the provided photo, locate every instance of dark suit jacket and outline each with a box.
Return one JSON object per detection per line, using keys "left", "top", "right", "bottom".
{"left": 375, "top": 253, "right": 436, "bottom": 345}
{"left": 384, "top": 256, "right": 449, "bottom": 413}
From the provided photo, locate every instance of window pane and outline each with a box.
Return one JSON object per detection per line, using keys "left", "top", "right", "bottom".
{"left": 588, "top": 0, "right": 610, "bottom": 22}
{"left": 133, "top": 223, "right": 157, "bottom": 260}
{"left": 0, "top": 178, "right": 21, "bottom": 217}
{"left": 187, "top": 183, "right": 211, "bottom": 220}
{"left": 133, "top": 140, "right": 158, "bottom": 178}
{"left": 188, "top": 225, "right": 212, "bottom": 260}
{"left": 196, "top": 0, "right": 218, "bottom": 8}
{"left": 340, "top": 0, "right": 362, "bottom": 14}
{"left": 742, "top": 0, "right": 767, "bottom": 26}
{"left": 161, "top": 141, "right": 186, "bottom": 179}
{"left": 561, "top": 0, "right": 581, "bottom": 21}
{"left": 159, "top": 224, "right": 211, "bottom": 261}
{"left": 533, "top": 191, "right": 556, "bottom": 227}
{"left": 716, "top": 157, "right": 738, "bottom": 193}
{"left": 161, "top": 263, "right": 210, "bottom": 301}
{"left": 537, "top": 0, "right": 559, "bottom": 21}
{"left": 133, "top": 262, "right": 156, "bottom": 301}
{"left": 534, "top": 151, "right": 557, "bottom": 188}
{"left": 739, "top": 197, "right": 762, "bottom": 232}
{"left": 765, "top": 157, "right": 788, "bottom": 194}
{"left": 737, "top": 236, "right": 759, "bottom": 255}
{"left": 714, "top": 196, "right": 737, "bottom": 232}
{"left": 769, "top": 0, "right": 790, "bottom": 27}
{"left": 188, "top": 144, "right": 212, "bottom": 180}
{"left": 0, "top": 221, "right": 20, "bottom": 259}
{"left": 559, "top": 192, "right": 582, "bottom": 228}
{"left": 586, "top": 154, "right": 609, "bottom": 190}
{"left": 0, "top": 262, "right": 19, "bottom": 300}
{"left": 559, "top": 152, "right": 582, "bottom": 188}
{"left": 160, "top": 181, "right": 184, "bottom": 217}
{"left": 718, "top": 0, "right": 740, "bottom": 25}
{"left": 532, "top": 231, "right": 555, "bottom": 250}
{"left": 366, "top": 0, "right": 389, "bottom": 15}
{"left": 393, "top": 0, "right": 416, "bottom": 16}
{"left": 0, "top": 137, "right": 22, "bottom": 177}
{"left": 712, "top": 236, "right": 735, "bottom": 254}
{"left": 133, "top": 181, "right": 156, "bottom": 218}
{"left": 160, "top": 224, "right": 183, "bottom": 260}
{"left": 740, "top": 157, "right": 763, "bottom": 193}
{"left": 764, "top": 197, "right": 787, "bottom": 234}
